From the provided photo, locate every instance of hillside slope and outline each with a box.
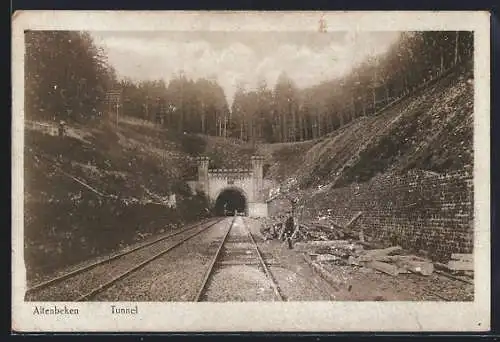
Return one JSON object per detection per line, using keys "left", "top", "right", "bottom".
{"left": 24, "top": 116, "right": 263, "bottom": 280}
{"left": 24, "top": 60, "right": 473, "bottom": 277}
{"left": 117, "top": 117, "right": 259, "bottom": 170}
{"left": 24, "top": 121, "right": 191, "bottom": 280}
{"left": 262, "top": 61, "right": 473, "bottom": 197}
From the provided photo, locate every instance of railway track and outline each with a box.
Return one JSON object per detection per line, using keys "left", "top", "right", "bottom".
{"left": 25, "top": 217, "right": 225, "bottom": 301}
{"left": 194, "top": 217, "right": 285, "bottom": 302}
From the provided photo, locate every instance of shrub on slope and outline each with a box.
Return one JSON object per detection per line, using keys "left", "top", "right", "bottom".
{"left": 264, "top": 61, "right": 473, "bottom": 194}
{"left": 24, "top": 121, "right": 209, "bottom": 281}
{"left": 336, "top": 62, "right": 473, "bottom": 187}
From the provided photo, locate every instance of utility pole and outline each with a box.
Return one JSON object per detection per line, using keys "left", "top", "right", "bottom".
{"left": 115, "top": 102, "right": 118, "bottom": 126}
{"left": 106, "top": 90, "right": 122, "bottom": 127}
{"left": 454, "top": 31, "right": 460, "bottom": 65}
{"left": 223, "top": 114, "right": 227, "bottom": 139}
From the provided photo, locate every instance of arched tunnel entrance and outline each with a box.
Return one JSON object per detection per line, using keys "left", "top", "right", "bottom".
{"left": 214, "top": 188, "right": 248, "bottom": 216}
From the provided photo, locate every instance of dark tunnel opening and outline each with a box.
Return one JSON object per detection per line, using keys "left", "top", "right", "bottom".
{"left": 214, "top": 188, "right": 248, "bottom": 216}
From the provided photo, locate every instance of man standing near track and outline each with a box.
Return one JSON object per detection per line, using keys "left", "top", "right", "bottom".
{"left": 283, "top": 214, "right": 294, "bottom": 249}
{"left": 283, "top": 197, "right": 299, "bottom": 249}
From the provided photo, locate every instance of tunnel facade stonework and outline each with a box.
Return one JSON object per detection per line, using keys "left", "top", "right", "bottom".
{"left": 189, "top": 156, "right": 268, "bottom": 217}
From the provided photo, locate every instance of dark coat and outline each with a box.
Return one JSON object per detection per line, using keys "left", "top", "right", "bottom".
{"left": 284, "top": 216, "right": 295, "bottom": 234}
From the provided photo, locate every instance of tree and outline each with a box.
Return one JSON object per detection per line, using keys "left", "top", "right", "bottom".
{"left": 231, "top": 84, "right": 247, "bottom": 140}
{"left": 61, "top": 30, "right": 473, "bottom": 143}
{"left": 274, "top": 72, "right": 298, "bottom": 142}
{"left": 25, "top": 31, "right": 116, "bottom": 122}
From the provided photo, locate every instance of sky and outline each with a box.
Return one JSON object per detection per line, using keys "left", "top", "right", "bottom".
{"left": 90, "top": 31, "right": 401, "bottom": 104}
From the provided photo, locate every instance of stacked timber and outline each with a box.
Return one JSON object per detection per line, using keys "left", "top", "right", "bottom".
{"left": 261, "top": 212, "right": 472, "bottom": 280}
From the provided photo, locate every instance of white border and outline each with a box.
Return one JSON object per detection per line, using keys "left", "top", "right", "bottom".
{"left": 12, "top": 11, "right": 491, "bottom": 332}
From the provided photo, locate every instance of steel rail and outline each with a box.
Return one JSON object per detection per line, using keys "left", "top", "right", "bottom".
{"left": 243, "top": 219, "right": 285, "bottom": 301}
{"left": 193, "top": 216, "right": 236, "bottom": 302}
{"left": 26, "top": 218, "right": 221, "bottom": 296}
{"left": 76, "top": 218, "right": 225, "bottom": 301}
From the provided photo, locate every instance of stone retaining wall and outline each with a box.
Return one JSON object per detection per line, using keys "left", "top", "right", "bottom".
{"left": 275, "top": 168, "right": 473, "bottom": 261}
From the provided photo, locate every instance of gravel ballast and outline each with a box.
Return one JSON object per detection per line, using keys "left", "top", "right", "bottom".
{"left": 26, "top": 218, "right": 223, "bottom": 301}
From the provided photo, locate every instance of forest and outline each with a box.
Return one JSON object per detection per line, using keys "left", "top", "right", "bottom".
{"left": 25, "top": 31, "right": 473, "bottom": 144}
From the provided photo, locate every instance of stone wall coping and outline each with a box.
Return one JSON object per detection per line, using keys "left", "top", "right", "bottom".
{"left": 208, "top": 168, "right": 252, "bottom": 173}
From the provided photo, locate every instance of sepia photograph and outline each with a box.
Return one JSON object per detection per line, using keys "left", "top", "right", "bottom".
{"left": 12, "top": 11, "right": 490, "bottom": 332}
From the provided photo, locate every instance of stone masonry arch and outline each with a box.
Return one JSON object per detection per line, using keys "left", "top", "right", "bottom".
{"left": 187, "top": 156, "right": 268, "bottom": 217}
{"left": 214, "top": 186, "right": 249, "bottom": 206}
{"left": 214, "top": 186, "right": 248, "bottom": 216}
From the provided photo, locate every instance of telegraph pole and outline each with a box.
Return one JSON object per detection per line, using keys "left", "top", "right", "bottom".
{"left": 116, "top": 101, "right": 119, "bottom": 126}
{"left": 106, "top": 89, "right": 122, "bottom": 127}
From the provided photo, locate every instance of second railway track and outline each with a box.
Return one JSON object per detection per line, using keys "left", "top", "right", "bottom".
{"left": 25, "top": 217, "right": 225, "bottom": 301}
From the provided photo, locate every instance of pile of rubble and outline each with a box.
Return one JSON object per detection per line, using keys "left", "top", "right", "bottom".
{"left": 299, "top": 242, "right": 435, "bottom": 276}
{"left": 261, "top": 212, "right": 362, "bottom": 242}
{"left": 298, "top": 238, "right": 473, "bottom": 282}
{"left": 261, "top": 213, "right": 473, "bottom": 281}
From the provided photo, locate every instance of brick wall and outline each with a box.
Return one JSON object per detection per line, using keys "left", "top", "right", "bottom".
{"left": 299, "top": 168, "right": 473, "bottom": 262}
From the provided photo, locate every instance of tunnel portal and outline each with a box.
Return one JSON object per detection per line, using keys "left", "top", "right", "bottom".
{"left": 214, "top": 188, "right": 248, "bottom": 216}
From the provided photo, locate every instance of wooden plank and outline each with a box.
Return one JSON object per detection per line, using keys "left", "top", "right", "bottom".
{"left": 358, "top": 246, "right": 403, "bottom": 262}
{"left": 434, "top": 270, "right": 474, "bottom": 285}
{"left": 395, "top": 259, "right": 434, "bottom": 276}
{"left": 312, "top": 221, "right": 345, "bottom": 231}
{"left": 315, "top": 254, "right": 341, "bottom": 262}
{"left": 357, "top": 240, "right": 385, "bottom": 250}
{"left": 302, "top": 253, "right": 342, "bottom": 292}
{"left": 451, "top": 253, "right": 473, "bottom": 262}
{"left": 364, "top": 260, "right": 405, "bottom": 276}
{"left": 309, "top": 240, "right": 351, "bottom": 245}
{"left": 367, "top": 255, "right": 433, "bottom": 275}
{"left": 291, "top": 220, "right": 301, "bottom": 239}
{"left": 344, "top": 211, "right": 363, "bottom": 229}
{"left": 434, "top": 262, "right": 451, "bottom": 272}
{"left": 447, "top": 260, "right": 474, "bottom": 271}
{"left": 358, "top": 229, "right": 365, "bottom": 242}
{"left": 302, "top": 240, "right": 352, "bottom": 249}
{"left": 58, "top": 168, "right": 107, "bottom": 197}
{"left": 376, "top": 255, "right": 429, "bottom": 263}
{"left": 312, "top": 223, "right": 331, "bottom": 230}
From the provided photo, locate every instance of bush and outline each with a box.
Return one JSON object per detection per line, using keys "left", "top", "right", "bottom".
{"left": 179, "top": 134, "right": 207, "bottom": 156}
{"left": 24, "top": 195, "right": 210, "bottom": 280}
